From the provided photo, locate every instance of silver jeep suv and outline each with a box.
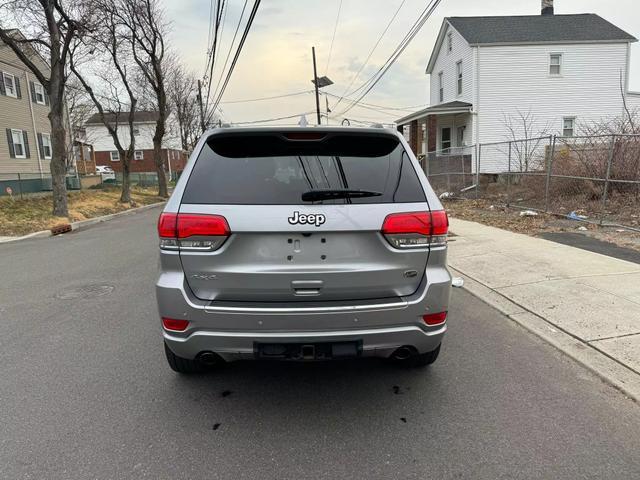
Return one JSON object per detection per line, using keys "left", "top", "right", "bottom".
{"left": 156, "top": 127, "right": 451, "bottom": 373}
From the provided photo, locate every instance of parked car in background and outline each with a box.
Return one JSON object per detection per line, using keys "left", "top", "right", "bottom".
{"left": 95, "top": 165, "right": 115, "bottom": 182}
{"left": 156, "top": 126, "right": 451, "bottom": 374}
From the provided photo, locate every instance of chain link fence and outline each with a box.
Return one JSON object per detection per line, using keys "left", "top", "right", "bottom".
{"left": 424, "top": 146, "right": 475, "bottom": 197}
{"left": 0, "top": 173, "right": 83, "bottom": 198}
{"left": 425, "top": 133, "right": 640, "bottom": 231}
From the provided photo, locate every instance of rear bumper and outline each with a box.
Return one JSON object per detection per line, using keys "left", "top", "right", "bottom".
{"left": 157, "top": 250, "right": 451, "bottom": 361}
{"left": 164, "top": 324, "right": 446, "bottom": 361}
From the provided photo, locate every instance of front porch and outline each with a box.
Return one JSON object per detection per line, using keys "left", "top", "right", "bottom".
{"left": 397, "top": 101, "right": 475, "bottom": 175}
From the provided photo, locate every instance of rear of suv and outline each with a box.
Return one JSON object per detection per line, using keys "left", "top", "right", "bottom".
{"left": 156, "top": 127, "right": 451, "bottom": 373}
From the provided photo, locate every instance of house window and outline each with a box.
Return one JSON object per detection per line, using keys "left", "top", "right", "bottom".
{"left": 549, "top": 54, "right": 562, "bottom": 75}
{"left": 562, "top": 117, "right": 575, "bottom": 137}
{"left": 438, "top": 71, "right": 444, "bottom": 103}
{"left": 3, "top": 72, "right": 17, "bottom": 98}
{"left": 457, "top": 125, "right": 466, "bottom": 147}
{"left": 441, "top": 127, "right": 451, "bottom": 152}
{"left": 456, "top": 61, "right": 463, "bottom": 96}
{"left": 447, "top": 32, "right": 452, "bottom": 53}
{"left": 110, "top": 151, "right": 120, "bottom": 161}
{"left": 11, "top": 129, "right": 26, "bottom": 158}
{"left": 134, "top": 150, "right": 143, "bottom": 160}
{"left": 34, "top": 83, "right": 46, "bottom": 105}
{"left": 402, "top": 124, "right": 411, "bottom": 142}
{"left": 41, "top": 133, "right": 52, "bottom": 159}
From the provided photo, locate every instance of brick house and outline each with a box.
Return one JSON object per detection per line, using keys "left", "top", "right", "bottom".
{"left": 84, "top": 111, "right": 187, "bottom": 178}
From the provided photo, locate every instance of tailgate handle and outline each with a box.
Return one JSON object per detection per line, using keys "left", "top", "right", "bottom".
{"left": 292, "top": 280, "right": 323, "bottom": 296}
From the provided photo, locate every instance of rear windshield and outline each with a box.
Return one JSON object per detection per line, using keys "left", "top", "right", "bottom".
{"left": 181, "top": 132, "right": 426, "bottom": 205}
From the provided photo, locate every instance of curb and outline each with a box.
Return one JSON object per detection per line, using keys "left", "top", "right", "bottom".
{"left": 0, "top": 201, "right": 166, "bottom": 244}
{"left": 451, "top": 266, "right": 640, "bottom": 403}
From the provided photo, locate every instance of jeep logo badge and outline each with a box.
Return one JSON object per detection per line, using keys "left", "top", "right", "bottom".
{"left": 288, "top": 211, "right": 326, "bottom": 227}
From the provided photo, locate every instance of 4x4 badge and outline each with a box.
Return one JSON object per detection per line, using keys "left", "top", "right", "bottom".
{"left": 288, "top": 211, "right": 326, "bottom": 227}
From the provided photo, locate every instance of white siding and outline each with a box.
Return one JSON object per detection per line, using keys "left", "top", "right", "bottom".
{"left": 85, "top": 119, "right": 181, "bottom": 152}
{"left": 626, "top": 92, "right": 640, "bottom": 113}
{"left": 429, "top": 23, "right": 474, "bottom": 106}
{"left": 477, "top": 42, "right": 629, "bottom": 145}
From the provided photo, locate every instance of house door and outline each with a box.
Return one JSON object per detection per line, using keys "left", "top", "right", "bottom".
{"left": 441, "top": 127, "right": 451, "bottom": 152}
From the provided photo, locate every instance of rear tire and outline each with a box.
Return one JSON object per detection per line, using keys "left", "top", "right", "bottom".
{"left": 164, "top": 342, "right": 206, "bottom": 374}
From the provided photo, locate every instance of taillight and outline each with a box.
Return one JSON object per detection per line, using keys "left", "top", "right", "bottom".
{"left": 422, "top": 311, "right": 447, "bottom": 326}
{"left": 381, "top": 210, "right": 448, "bottom": 249}
{"left": 158, "top": 212, "right": 230, "bottom": 251}
{"left": 162, "top": 317, "right": 189, "bottom": 332}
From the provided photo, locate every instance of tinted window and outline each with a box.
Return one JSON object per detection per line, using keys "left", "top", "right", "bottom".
{"left": 181, "top": 133, "right": 426, "bottom": 205}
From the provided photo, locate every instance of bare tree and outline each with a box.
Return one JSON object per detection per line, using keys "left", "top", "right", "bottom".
{"left": 69, "top": 0, "right": 139, "bottom": 203}
{"left": 0, "top": 1, "right": 91, "bottom": 216}
{"left": 119, "top": 0, "right": 170, "bottom": 197}
{"left": 502, "top": 109, "right": 551, "bottom": 172}
{"left": 168, "top": 64, "right": 200, "bottom": 152}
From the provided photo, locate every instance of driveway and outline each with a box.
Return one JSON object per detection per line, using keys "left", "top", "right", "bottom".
{"left": 1, "top": 207, "right": 639, "bottom": 479}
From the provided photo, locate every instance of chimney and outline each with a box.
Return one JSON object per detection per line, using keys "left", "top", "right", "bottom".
{"left": 541, "top": 0, "right": 554, "bottom": 15}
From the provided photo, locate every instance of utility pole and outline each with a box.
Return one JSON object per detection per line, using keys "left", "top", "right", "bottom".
{"left": 312, "top": 46, "right": 321, "bottom": 125}
{"left": 197, "top": 79, "right": 206, "bottom": 133}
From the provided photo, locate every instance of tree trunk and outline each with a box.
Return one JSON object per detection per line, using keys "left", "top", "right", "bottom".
{"left": 48, "top": 99, "right": 69, "bottom": 217}
{"left": 153, "top": 138, "right": 168, "bottom": 197}
{"left": 120, "top": 150, "right": 132, "bottom": 203}
{"left": 153, "top": 114, "right": 168, "bottom": 198}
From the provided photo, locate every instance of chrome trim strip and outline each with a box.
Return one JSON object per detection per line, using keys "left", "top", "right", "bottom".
{"left": 165, "top": 324, "right": 447, "bottom": 341}
{"left": 204, "top": 299, "right": 408, "bottom": 314}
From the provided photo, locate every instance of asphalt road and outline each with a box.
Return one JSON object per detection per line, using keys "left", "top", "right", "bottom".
{"left": 1, "top": 206, "right": 639, "bottom": 480}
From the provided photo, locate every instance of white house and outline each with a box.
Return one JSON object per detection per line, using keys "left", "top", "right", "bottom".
{"left": 397, "top": 1, "right": 639, "bottom": 171}
{"left": 84, "top": 110, "right": 186, "bottom": 176}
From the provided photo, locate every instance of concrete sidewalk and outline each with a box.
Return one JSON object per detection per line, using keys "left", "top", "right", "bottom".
{"left": 448, "top": 218, "right": 640, "bottom": 400}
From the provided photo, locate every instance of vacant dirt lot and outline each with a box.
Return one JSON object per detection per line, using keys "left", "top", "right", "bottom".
{"left": 0, "top": 186, "right": 164, "bottom": 237}
{"left": 443, "top": 198, "right": 640, "bottom": 253}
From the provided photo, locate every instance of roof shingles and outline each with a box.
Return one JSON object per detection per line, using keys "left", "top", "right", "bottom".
{"left": 448, "top": 14, "right": 636, "bottom": 45}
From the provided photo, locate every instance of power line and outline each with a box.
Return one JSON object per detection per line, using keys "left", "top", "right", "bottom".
{"left": 332, "top": 0, "right": 406, "bottom": 111}
{"left": 325, "top": 92, "right": 424, "bottom": 113}
{"left": 213, "top": 0, "right": 229, "bottom": 73}
{"left": 220, "top": 90, "right": 314, "bottom": 104}
{"left": 231, "top": 111, "right": 315, "bottom": 125}
{"left": 205, "top": 0, "right": 225, "bottom": 105}
{"left": 210, "top": 0, "right": 262, "bottom": 114}
{"left": 209, "top": 0, "right": 249, "bottom": 113}
{"left": 336, "top": 0, "right": 442, "bottom": 117}
{"left": 324, "top": 0, "right": 343, "bottom": 74}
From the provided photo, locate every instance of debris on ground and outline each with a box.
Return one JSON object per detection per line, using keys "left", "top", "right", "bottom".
{"left": 519, "top": 210, "right": 539, "bottom": 217}
{"left": 441, "top": 198, "right": 640, "bottom": 253}
{"left": 577, "top": 226, "right": 588, "bottom": 231}
{"left": 567, "top": 211, "right": 589, "bottom": 221}
{"left": 439, "top": 192, "right": 455, "bottom": 199}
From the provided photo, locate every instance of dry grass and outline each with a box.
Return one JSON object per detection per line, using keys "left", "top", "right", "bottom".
{"left": 443, "top": 198, "right": 640, "bottom": 253}
{"left": 0, "top": 186, "right": 164, "bottom": 237}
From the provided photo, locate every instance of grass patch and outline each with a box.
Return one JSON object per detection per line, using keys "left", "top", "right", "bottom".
{"left": 0, "top": 186, "right": 165, "bottom": 237}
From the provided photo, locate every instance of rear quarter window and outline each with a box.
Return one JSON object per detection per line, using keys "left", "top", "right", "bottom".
{"left": 181, "top": 132, "right": 426, "bottom": 205}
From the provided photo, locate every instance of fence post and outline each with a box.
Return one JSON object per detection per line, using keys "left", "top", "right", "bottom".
{"left": 17, "top": 173, "right": 23, "bottom": 199}
{"left": 544, "top": 135, "right": 556, "bottom": 213}
{"left": 475, "top": 144, "right": 481, "bottom": 199}
{"left": 506, "top": 141, "right": 512, "bottom": 207}
{"left": 600, "top": 134, "right": 616, "bottom": 225}
{"left": 425, "top": 153, "right": 430, "bottom": 177}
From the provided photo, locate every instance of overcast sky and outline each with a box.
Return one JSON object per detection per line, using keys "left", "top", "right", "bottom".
{"left": 161, "top": 0, "right": 640, "bottom": 125}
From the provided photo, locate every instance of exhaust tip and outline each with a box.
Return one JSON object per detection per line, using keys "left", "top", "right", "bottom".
{"left": 197, "top": 351, "right": 223, "bottom": 366}
{"left": 391, "top": 346, "right": 414, "bottom": 361}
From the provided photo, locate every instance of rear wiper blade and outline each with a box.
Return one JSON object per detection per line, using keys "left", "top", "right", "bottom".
{"left": 301, "top": 189, "right": 382, "bottom": 202}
